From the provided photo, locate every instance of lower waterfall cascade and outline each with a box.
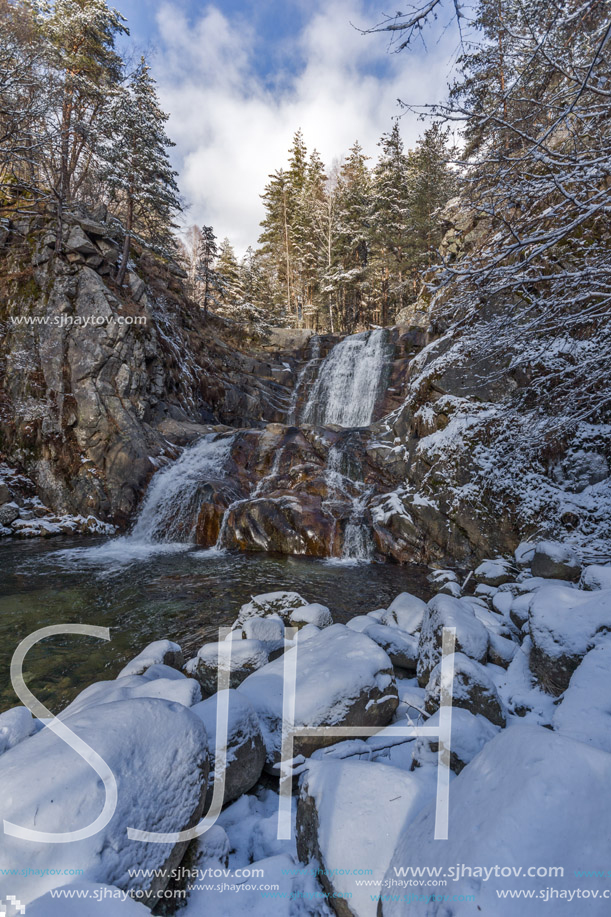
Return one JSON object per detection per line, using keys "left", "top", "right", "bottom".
{"left": 126, "top": 328, "right": 395, "bottom": 559}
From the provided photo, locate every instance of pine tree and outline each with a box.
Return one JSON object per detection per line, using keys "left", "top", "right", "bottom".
{"left": 193, "top": 225, "right": 219, "bottom": 315}
{"left": 259, "top": 168, "right": 295, "bottom": 317}
{"left": 100, "top": 56, "right": 181, "bottom": 287}
{"left": 44, "top": 0, "right": 128, "bottom": 247}
{"left": 215, "top": 237, "right": 243, "bottom": 309}
{"left": 370, "top": 122, "right": 411, "bottom": 322}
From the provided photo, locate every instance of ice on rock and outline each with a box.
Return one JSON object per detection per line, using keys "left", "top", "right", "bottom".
{"left": 117, "top": 639, "right": 183, "bottom": 678}
{"left": 237, "top": 624, "right": 398, "bottom": 765}
{"left": 381, "top": 726, "right": 611, "bottom": 916}
{"left": 0, "top": 698, "right": 209, "bottom": 905}
{"left": 381, "top": 592, "right": 427, "bottom": 633}
{"left": 289, "top": 602, "right": 333, "bottom": 629}
{"left": 297, "top": 759, "right": 437, "bottom": 917}
{"left": 553, "top": 643, "right": 611, "bottom": 752}
{"left": 529, "top": 585, "right": 611, "bottom": 694}
{"left": 0, "top": 706, "right": 38, "bottom": 756}
{"left": 191, "top": 689, "right": 266, "bottom": 807}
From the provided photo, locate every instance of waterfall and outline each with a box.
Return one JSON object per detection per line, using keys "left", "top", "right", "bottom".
{"left": 287, "top": 335, "right": 321, "bottom": 424}
{"left": 129, "top": 434, "right": 234, "bottom": 544}
{"left": 322, "top": 444, "right": 374, "bottom": 564}
{"left": 300, "top": 328, "right": 390, "bottom": 427}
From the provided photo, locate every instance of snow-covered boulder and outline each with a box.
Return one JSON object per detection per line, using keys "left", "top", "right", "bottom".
{"left": 0, "top": 706, "right": 38, "bottom": 756}
{"left": 117, "top": 639, "right": 184, "bottom": 678}
{"left": 581, "top": 564, "right": 611, "bottom": 591}
{"left": 192, "top": 689, "right": 266, "bottom": 808}
{"left": 347, "top": 615, "right": 376, "bottom": 632}
{"left": 0, "top": 698, "right": 209, "bottom": 906}
{"left": 358, "top": 623, "right": 418, "bottom": 674}
{"left": 294, "top": 623, "right": 321, "bottom": 643}
{"left": 28, "top": 883, "right": 150, "bottom": 916}
{"left": 297, "top": 759, "right": 437, "bottom": 917}
{"left": 531, "top": 540, "right": 581, "bottom": 581}
{"left": 529, "top": 585, "right": 611, "bottom": 694}
{"left": 474, "top": 558, "right": 514, "bottom": 587}
{"left": 424, "top": 652, "right": 506, "bottom": 727}
{"left": 237, "top": 625, "right": 398, "bottom": 766}
{"left": 186, "top": 639, "right": 269, "bottom": 695}
{"left": 59, "top": 670, "right": 201, "bottom": 719}
{"left": 236, "top": 591, "right": 306, "bottom": 626}
{"left": 514, "top": 540, "right": 536, "bottom": 566}
{"left": 417, "top": 595, "right": 489, "bottom": 687}
{"left": 380, "top": 592, "right": 427, "bottom": 633}
{"left": 487, "top": 631, "right": 518, "bottom": 668}
{"left": 242, "top": 615, "right": 285, "bottom": 655}
{"left": 553, "top": 644, "right": 611, "bottom": 752}
{"left": 289, "top": 602, "right": 333, "bottom": 629}
{"left": 380, "top": 726, "right": 611, "bottom": 916}
{"left": 412, "top": 707, "right": 500, "bottom": 773}
{"left": 437, "top": 580, "right": 462, "bottom": 597}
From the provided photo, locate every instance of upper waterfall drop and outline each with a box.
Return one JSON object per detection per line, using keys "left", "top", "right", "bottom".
{"left": 129, "top": 434, "right": 234, "bottom": 544}
{"left": 299, "top": 328, "right": 391, "bottom": 427}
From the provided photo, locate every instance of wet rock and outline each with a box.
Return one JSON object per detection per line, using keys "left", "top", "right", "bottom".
{"left": 192, "top": 689, "right": 266, "bottom": 809}
{"left": 223, "top": 493, "right": 334, "bottom": 557}
{"left": 531, "top": 540, "right": 581, "bottom": 581}
{"left": 0, "top": 501, "right": 19, "bottom": 526}
{"left": 424, "top": 652, "right": 507, "bottom": 727}
{"left": 236, "top": 591, "right": 307, "bottom": 626}
{"left": 0, "top": 482, "right": 10, "bottom": 505}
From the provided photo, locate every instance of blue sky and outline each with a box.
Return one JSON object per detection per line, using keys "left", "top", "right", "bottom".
{"left": 116, "top": 0, "right": 459, "bottom": 252}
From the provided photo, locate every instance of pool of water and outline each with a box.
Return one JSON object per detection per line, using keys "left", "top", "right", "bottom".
{"left": 0, "top": 537, "right": 432, "bottom": 715}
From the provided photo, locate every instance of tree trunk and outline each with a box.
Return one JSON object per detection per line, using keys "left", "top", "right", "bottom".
{"left": 55, "top": 83, "right": 74, "bottom": 253}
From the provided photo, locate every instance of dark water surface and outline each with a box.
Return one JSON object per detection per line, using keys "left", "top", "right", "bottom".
{"left": 0, "top": 537, "right": 431, "bottom": 715}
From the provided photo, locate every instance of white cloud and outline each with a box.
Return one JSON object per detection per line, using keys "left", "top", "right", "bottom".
{"left": 154, "top": 0, "right": 456, "bottom": 254}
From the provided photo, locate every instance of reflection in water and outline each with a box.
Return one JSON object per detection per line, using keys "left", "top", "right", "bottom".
{"left": 0, "top": 537, "right": 431, "bottom": 715}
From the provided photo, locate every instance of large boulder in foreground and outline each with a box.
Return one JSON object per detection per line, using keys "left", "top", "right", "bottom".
{"left": 380, "top": 726, "right": 611, "bottom": 916}
{"left": 528, "top": 585, "right": 611, "bottom": 694}
{"left": 0, "top": 698, "right": 209, "bottom": 906}
{"left": 297, "top": 759, "right": 437, "bottom": 917}
{"left": 417, "top": 595, "right": 489, "bottom": 687}
{"left": 192, "top": 689, "right": 266, "bottom": 808}
{"left": 237, "top": 625, "right": 398, "bottom": 766}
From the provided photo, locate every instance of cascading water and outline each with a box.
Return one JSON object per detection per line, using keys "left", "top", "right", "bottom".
{"left": 300, "top": 328, "right": 390, "bottom": 427}
{"left": 322, "top": 444, "right": 374, "bottom": 564}
{"left": 287, "top": 335, "right": 321, "bottom": 424}
{"left": 129, "top": 434, "right": 234, "bottom": 544}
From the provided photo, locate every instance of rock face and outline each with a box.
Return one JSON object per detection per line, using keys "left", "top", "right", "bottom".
{"left": 297, "top": 759, "right": 437, "bottom": 917}
{"left": 0, "top": 698, "right": 209, "bottom": 906}
{"left": 192, "top": 689, "right": 266, "bottom": 809}
{"left": 237, "top": 625, "right": 398, "bottom": 766}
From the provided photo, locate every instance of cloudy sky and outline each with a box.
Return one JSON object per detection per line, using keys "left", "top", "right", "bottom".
{"left": 118, "top": 0, "right": 459, "bottom": 253}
